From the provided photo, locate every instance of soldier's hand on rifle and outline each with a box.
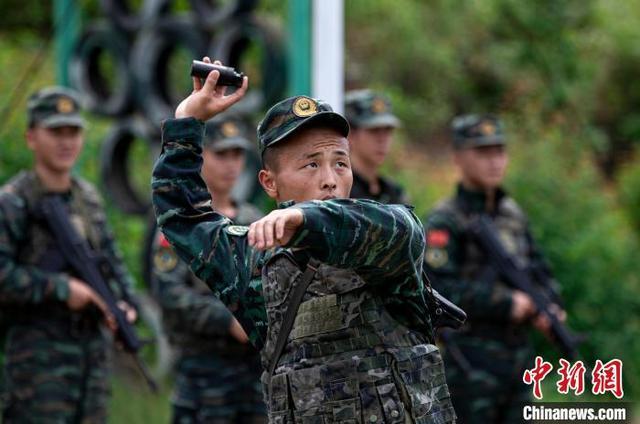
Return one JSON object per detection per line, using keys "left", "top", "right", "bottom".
{"left": 175, "top": 57, "right": 248, "bottom": 121}
{"left": 510, "top": 290, "right": 536, "bottom": 323}
{"left": 117, "top": 300, "right": 138, "bottom": 324}
{"left": 533, "top": 304, "right": 567, "bottom": 339}
{"left": 67, "top": 277, "right": 116, "bottom": 332}
{"left": 248, "top": 208, "right": 304, "bottom": 251}
{"left": 229, "top": 317, "right": 249, "bottom": 344}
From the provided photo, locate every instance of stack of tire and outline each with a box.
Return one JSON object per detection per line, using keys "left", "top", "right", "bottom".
{"left": 69, "top": 0, "right": 286, "bottom": 294}
{"left": 69, "top": 0, "right": 286, "bottom": 216}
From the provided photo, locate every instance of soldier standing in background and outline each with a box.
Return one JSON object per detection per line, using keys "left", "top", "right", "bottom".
{"left": 423, "top": 114, "right": 565, "bottom": 423}
{"left": 344, "top": 89, "right": 409, "bottom": 203}
{"left": 0, "top": 87, "right": 138, "bottom": 423}
{"left": 151, "top": 115, "right": 265, "bottom": 424}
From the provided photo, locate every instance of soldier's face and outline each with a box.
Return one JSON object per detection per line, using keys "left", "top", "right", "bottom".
{"left": 455, "top": 144, "right": 508, "bottom": 190}
{"left": 258, "top": 127, "right": 353, "bottom": 203}
{"left": 201, "top": 148, "right": 246, "bottom": 195}
{"left": 348, "top": 126, "right": 394, "bottom": 168}
{"left": 26, "top": 126, "right": 84, "bottom": 174}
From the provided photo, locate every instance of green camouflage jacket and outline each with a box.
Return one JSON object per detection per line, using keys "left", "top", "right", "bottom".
{"left": 423, "top": 184, "right": 559, "bottom": 335}
{"left": 0, "top": 171, "right": 136, "bottom": 321}
{"left": 152, "top": 117, "right": 429, "bottom": 350}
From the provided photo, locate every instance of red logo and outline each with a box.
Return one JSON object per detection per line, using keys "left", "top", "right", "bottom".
{"left": 592, "top": 359, "right": 624, "bottom": 399}
{"left": 556, "top": 359, "right": 586, "bottom": 396}
{"left": 523, "top": 357, "right": 625, "bottom": 400}
{"left": 523, "top": 356, "right": 554, "bottom": 400}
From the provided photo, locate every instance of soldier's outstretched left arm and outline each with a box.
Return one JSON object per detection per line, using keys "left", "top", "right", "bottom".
{"left": 289, "top": 199, "right": 425, "bottom": 292}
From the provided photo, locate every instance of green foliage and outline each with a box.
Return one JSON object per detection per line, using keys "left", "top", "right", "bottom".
{"left": 506, "top": 117, "right": 640, "bottom": 398}
{"left": 618, "top": 156, "right": 640, "bottom": 235}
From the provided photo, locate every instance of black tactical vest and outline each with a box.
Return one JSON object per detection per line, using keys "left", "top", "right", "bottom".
{"left": 260, "top": 252, "right": 456, "bottom": 423}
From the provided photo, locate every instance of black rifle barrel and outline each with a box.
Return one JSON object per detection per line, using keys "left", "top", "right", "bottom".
{"left": 41, "top": 195, "right": 158, "bottom": 392}
{"left": 470, "top": 214, "right": 580, "bottom": 359}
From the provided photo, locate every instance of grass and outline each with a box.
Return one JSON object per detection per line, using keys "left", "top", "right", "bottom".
{"left": 109, "top": 376, "right": 172, "bottom": 423}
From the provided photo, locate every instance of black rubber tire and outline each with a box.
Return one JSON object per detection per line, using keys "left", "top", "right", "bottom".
{"left": 130, "top": 15, "right": 208, "bottom": 125}
{"left": 99, "top": 0, "right": 171, "bottom": 33}
{"left": 99, "top": 119, "right": 160, "bottom": 215}
{"left": 69, "top": 22, "right": 134, "bottom": 117}
{"left": 210, "top": 16, "right": 287, "bottom": 115}
{"left": 188, "top": 0, "right": 258, "bottom": 30}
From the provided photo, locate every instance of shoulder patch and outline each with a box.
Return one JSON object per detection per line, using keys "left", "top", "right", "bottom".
{"left": 426, "top": 229, "right": 449, "bottom": 248}
{"left": 425, "top": 248, "right": 448, "bottom": 268}
{"left": 225, "top": 225, "right": 249, "bottom": 236}
{"left": 154, "top": 246, "right": 178, "bottom": 273}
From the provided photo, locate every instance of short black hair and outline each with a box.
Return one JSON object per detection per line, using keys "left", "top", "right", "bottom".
{"left": 262, "top": 144, "right": 282, "bottom": 171}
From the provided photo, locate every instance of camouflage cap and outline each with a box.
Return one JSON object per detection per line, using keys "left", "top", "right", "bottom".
{"left": 204, "top": 115, "right": 252, "bottom": 152}
{"left": 451, "top": 114, "right": 505, "bottom": 149}
{"left": 27, "top": 86, "right": 85, "bottom": 129}
{"left": 256, "top": 95, "right": 349, "bottom": 155}
{"left": 344, "top": 89, "right": 400, "bottom": 129}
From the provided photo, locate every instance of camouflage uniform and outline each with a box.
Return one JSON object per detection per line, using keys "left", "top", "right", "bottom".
{"left": 423, "top": 115, "right": 558, "bottom": 423}
{"left": 0, "top": 88, "right": 137, "bottom": 423}
{"left": 151, "top": 117, "right": 266, "bottom": 424}
{"left": 344, "top": 90, "right": 409, "bottom": 204}
{"left": 152, "top": 96, "right": 456, "bottom": 423}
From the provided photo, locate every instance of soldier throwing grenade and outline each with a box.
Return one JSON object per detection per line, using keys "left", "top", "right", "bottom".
{"left": 152, "top": 58, "right": 457, "bottom": 423}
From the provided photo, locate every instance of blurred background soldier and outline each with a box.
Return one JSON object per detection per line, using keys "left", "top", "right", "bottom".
{"left": 344, "top": 89, "right": 409, "bottom": 203}
{"left": 423, "top": 114, "right": 566, "bottom": 423}
{"left": 0, "top": 86, "right": 138, "bottom": 423}
{"left": 151, "top": 115, "right": 266, "bottom": 424}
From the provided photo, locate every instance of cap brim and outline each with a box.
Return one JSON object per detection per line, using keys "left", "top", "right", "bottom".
{"left": 456, "top": 135, "right": 505, "bottom": 149}
{"left": 207, "top": 136, "right": 253, "bottom": 152}
{"left": 268, "top": 111, "right": 350, "bottom": 150}
{"left": 355, "top": 114, "right": 401, "bottom": 129}
{"left": 40, "top": 114, "right": 86, "bottom": 129}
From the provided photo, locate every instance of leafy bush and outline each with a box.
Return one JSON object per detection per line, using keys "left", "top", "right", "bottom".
{"left": 506, "top": 117, "right": 640, "bottom": 398}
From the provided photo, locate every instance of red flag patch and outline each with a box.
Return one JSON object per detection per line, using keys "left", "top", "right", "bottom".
{"left": 157, "top": 233, "right": 171, "bottom": 248}
{"left": 427, "top": 230, "right": 449, "bottom": 248}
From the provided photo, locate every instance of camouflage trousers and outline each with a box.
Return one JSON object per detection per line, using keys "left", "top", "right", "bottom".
{"left": 2, "top": 322, "right": 111, "bottom": 424}
{"left": 171, "top": 354, "right": 267, "bottom": 424}
{"left": 442, "top": 335, "right": 531, "bottom": 424}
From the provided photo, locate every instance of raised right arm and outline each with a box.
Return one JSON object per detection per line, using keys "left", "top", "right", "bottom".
{"left": 151, "top": 117, "right": 257, "bottom": 306}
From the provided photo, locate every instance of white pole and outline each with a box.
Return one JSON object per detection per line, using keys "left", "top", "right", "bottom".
{"left": 312, "top": 0, "right": 344, "bottom": 114}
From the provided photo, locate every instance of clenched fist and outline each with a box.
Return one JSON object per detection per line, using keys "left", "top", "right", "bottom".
{"left": 248, "top": 208, "right": 304, "bottom": 250}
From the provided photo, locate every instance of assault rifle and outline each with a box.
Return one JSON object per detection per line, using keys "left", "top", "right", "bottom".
{"left": 469, "top": 214, "right": 582, "bottom": 359}
{"left": 41, "top": 195, "right": 158, "bottom": 392}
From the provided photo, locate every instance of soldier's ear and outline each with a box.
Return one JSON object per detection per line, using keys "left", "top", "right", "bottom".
{"left": 25, "top": 128, "right": 37, "bottom": 151}
{"left": 258, "top": 169, "right": 278, "bottom": 199}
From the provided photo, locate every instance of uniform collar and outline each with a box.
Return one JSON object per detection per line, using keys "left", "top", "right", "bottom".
{"left": 455, "top": 183, "right": 506, "bottom": 214}
{"left": 352, "top": 170, "right": 392, "bottom": 196}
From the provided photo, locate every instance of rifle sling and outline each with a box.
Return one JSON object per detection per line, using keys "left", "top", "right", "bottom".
{"left": 267, "top": 257, "right": 320, "bottom": 403}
